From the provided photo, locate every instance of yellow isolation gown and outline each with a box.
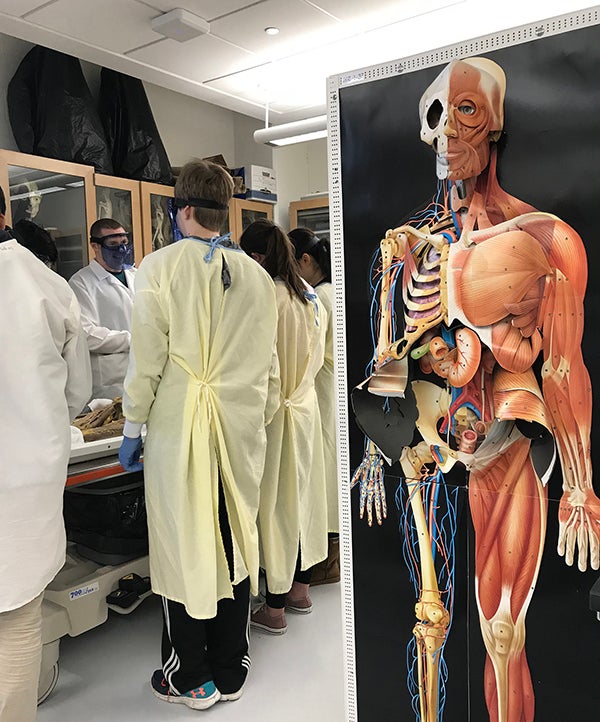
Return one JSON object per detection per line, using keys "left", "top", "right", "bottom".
{"left": 259, "top": 279, "right": 328, "bottom": 594}
{"left": 314, "top": 281, "right": 339, "bottom": 533}
{"left": 123, "top": 238, "right": 280, "bottom": 619}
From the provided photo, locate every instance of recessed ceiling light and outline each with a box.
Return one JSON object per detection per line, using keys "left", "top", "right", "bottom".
{"left": 264, "top": 26, "right": 279, "bottom": 35}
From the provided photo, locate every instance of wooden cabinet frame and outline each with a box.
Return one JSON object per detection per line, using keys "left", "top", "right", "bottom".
{"left": 289, "top": 195, "right": 329, "bottom": 231}
{"left": 0, "top": 149, "right": 96, "bottom": 266}
{"left": 140, "top": 181, "right": 174, "bottom": 256}
{"left": 230, "top": 197, "right": 273, "bottom": 242}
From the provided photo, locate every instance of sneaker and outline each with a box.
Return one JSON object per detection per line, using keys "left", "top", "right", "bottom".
{"left": 285, "top": 593, "right": 313, "bottom": 614}
{"left": 250, "top": 604, "right": 287, "bottom": 634}
{"left": 151, "top": 669, "right": 221, "bottom": 709}
{"left": 219, "top": 685, "right": 245, "bottom": 702}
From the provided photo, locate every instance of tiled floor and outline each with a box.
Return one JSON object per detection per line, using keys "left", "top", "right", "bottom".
{"left": 37, "top": 583, "right": 345, "bottom": 722}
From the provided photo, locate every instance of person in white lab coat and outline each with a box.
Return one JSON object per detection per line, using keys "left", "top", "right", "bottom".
{"left": 288, "top": 228, "right": 340, "bottom": 585}
{"left": 0, "top": 186, "right": 92, "bottom": 722}
{"left": 240, "top": 219, "right": 328, "bottom": 635}
{"left": 118, "top": 160, "right": 279, "bottom": 710}
{"left": 68, "top": 218, "right": 136, "bottom": 401}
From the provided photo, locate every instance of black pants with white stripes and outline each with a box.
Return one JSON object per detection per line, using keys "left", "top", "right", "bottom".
{"left": 160, "top": 482, "right": 250, "bottom": 696}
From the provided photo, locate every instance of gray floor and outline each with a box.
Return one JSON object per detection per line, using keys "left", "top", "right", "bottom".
{"left": 37, "top": 583, "right": 345, "bottom": 721}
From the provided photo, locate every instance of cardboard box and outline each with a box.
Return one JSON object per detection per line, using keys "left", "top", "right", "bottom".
{"left": 231, "top": 165, "right": 277, "bottom": 203}
{"left": 202, "top": 155, "right": 245, "bottom": 195}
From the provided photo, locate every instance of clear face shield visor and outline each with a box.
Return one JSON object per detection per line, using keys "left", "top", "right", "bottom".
{"left": 167, "top": 197, "right": 228, "bottom": 242}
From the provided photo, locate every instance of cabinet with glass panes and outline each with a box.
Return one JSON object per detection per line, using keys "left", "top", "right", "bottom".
{"left": 0, "top": 149, "right": 96, "bottom": 280}
{"left": 289, "top": 195, "right": 329, "bottom": 241}
{"left": 230, "top": 197, "right": 273, "bottom": 242}
{"left": 0, "top": 151, "right": 275, "bottom": 270}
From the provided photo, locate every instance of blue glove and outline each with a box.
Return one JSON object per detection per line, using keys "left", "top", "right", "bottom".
{"left": 119, "top": 435, "right": 144, "bottom": 472}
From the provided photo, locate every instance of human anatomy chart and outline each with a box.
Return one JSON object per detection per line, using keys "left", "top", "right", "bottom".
{"left": 349, "top": 53, "right": 600, "bottom": 722}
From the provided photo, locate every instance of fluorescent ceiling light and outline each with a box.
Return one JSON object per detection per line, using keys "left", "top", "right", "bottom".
{"left": 10, "top": 186, "right": 65, "bottom": 200}
{"left": 268, "top": 130, "right": 327, "bottom": 146}
{"left": 254, "top": 115, "right": 327, "bottom": 146}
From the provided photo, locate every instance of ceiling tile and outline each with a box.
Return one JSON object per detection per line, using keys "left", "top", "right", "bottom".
{"left": 307, "top": 0, "right": 459, "bottom": 25}
{"left": 0, "top": 0, "right": 53, "bottom": 15}
{"left": 128, "top": 32, "right": 257, "bottom": 85}
{"left": 206, "top": 56, "right": 326, "bottom": 112}
{"left": 139, "top": 0, "right": 259, "bottom": 22}
{"left": 205, "top": 0, "right": 466, "bottom": 110}
{"left": 210, "top": 0, "right": 342, "bottom": 58}
{"left": 25, "top": 0, "right": 160, "bottom": 53}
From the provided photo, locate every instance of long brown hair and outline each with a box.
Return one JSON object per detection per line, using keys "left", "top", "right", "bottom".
{"left": 239, "top": 219, "right": 307, "bottom": 303}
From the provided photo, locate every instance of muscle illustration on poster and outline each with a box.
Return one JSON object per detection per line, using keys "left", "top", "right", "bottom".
{"left": 350, "top": 54, "right": 600, "bottom": 722}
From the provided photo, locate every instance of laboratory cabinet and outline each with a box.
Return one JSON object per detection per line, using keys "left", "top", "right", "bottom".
{"left": 289, "top": 195, "right": 329, "bottom": 241}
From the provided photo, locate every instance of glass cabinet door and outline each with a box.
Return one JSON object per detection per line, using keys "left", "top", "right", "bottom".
{"left": 5, "top": 159, "right": 94, "bottom": 280}
{"left": 289, "top": 196, "right": 330, "bottom": 241}
{"left": 230, "top": 198, "right": 273, "bottom": 242}
{"left": 95, "top": 175, "right": 142, "bottom": 265}
{"left": 296, "top": 206, "right": 330, "bottom": 241}
{"left": 240, "top": 207, "right": 268, "bottom": 233}
{"left": 140, "top": 182, "right": 175, "bottom": 255}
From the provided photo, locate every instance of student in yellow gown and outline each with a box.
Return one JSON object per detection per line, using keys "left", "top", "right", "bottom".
{"left": 119, "top": 160, "right": 280, "bottom": 709}
{"left": 288, "top": 229, "right": 339, "bottom": 584}
{"left": 240, "top": 219, "right": 328, "bottom": 635}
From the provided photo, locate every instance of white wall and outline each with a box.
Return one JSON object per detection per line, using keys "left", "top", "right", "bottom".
{"left": 272, "top": 139, "right": 328, "bottom": 230}
{"left": 233, "top": 114, "right": 273, "bottom": 171}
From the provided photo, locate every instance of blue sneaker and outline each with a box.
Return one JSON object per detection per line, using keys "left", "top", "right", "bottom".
{"left": 151, "top": 669, "right": 221, "bottom": 709}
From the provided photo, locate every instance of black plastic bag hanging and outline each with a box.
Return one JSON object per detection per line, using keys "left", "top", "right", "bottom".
{"left": 7, "top": 46, "right": 113, "bottom": 174}
{"left": 98, "top": 67, "right": 174, "bottom": 185}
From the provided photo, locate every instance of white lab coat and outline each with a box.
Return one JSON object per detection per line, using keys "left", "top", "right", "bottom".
{"left": 68, "top": 259, "right": 136, "bottom": 400}
{"left": 259, "top": 280, "right": 328, "bottom": 594}
{"left": 0, "top": 239, "right": 91, "bottom": 613}
{"left": 315, "top": 282, "right": 339, "bottom": 533}
{"left": 123, "top": 238, "right": 279, "bottom": 619}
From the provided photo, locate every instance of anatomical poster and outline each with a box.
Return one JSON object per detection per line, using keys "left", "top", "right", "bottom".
{"left": 334, "top": 9, "right": 600, "bottom": 721}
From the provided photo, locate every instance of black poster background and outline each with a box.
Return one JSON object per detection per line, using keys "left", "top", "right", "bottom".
{"left": 340, "top": 21, "right": 600, "bottom": 721}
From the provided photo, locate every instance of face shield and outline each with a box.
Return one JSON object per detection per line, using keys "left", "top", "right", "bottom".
{"left": 167, "top": 198, "right": 184, "bottom": 242}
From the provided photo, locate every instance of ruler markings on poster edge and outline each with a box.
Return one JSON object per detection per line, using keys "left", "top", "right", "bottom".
{"left": 327, "top": 6, "right": 600, "bottom": 722}
{"left": 327, "top": 70, "right": 359, "bottom": 722}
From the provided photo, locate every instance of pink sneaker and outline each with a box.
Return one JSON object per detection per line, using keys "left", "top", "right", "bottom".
{"left": 284, "top": 593, "right": 312, "bottom": 614}
{"left": 250, "top": 604, "right": 287, "bottom": 634}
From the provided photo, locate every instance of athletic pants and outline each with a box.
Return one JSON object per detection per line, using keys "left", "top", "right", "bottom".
{"left": 161, "top": 482, "right": 250, "bottom": 696}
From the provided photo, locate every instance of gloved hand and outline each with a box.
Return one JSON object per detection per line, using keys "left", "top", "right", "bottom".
{"left": 119, "top": 435, "right": 144, "bottom": 472}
